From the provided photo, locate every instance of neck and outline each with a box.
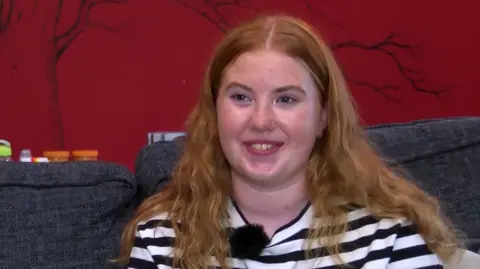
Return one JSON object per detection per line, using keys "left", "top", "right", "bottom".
{"left": 231, "top": 173, "right": 308, "bottom": 236}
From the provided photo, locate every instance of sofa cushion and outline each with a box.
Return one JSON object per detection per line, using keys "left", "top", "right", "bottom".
{"left": 366, "top": 117, "right": 480, "bottom": 252}
{"left": 135, "top": 141, "right": 183, "bottom": 198}
{"left": 136, "top": 117, "right": 480, "bottom": 253}
{"left": 0, "top": 161, "right": 136, "bottom": 269}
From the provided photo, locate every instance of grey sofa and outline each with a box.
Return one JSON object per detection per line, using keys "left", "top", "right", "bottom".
{"left": 0, "top": 162, "right": 136, "bottom": 269}
{"left": 0, "top": 117, "right": 479, "bottom": 268}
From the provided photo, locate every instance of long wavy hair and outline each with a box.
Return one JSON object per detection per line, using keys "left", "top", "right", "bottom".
{"left": 118, "top": 15, "right": 460, "bottom": 268}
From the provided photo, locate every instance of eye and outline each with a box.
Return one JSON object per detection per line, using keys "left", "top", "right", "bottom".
{"left": 276, "top": 96, "right": 296, "bottom": 104}
{"left": 230, "top": 94, "right": 251, "bottom": 103}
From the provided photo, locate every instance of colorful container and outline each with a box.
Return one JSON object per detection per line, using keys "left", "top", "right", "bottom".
{"left": 43, "top": 151, "right": 70, "bottom": 162}
{"left": 72, "top": 150, "right": 99, "bottom": 161}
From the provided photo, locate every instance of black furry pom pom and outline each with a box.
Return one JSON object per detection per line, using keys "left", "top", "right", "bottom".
{"left": 229, "top": 224, "right": 270, "bottom": 259}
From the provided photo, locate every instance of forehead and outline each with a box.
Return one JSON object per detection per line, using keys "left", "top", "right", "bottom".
{"left": 221, "top": 50, "right": 316, "bottom": 91}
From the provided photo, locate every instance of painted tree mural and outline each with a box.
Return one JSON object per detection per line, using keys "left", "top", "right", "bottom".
{"left": 0, "top": 0, "right": 447, "bottom": 151}
{"left": 0, "top": 0, "right": 126, "bottom": 148}
{"left": 173, "top": 0, "right": 448, "bottom": 102}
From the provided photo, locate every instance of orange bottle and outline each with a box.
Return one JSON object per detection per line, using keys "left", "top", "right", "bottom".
{"left": 43, "top": 151, "right": 70, "bottom": 162}
{"left": 72, "top": 150, "right": 99, "bottom": 161}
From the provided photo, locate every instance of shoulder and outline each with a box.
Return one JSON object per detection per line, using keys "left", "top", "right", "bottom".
{"left": 342, "top": 206, "right": 426, "bottom": 249}
{"left": 342, "top": 206, "right": 443, "bottom": 266}
{"left": 130, "top": 213, "right": 178, "bottom": 267}
{"left": 136, "top": 212, "right": 177, "bottom": 239}
{"left": 345, "top": 205, "right": 413, "bottom": 229}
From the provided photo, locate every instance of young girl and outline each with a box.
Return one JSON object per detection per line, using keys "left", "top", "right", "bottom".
{"left": 119, "top": 15, "right": 459, "bottom": 269}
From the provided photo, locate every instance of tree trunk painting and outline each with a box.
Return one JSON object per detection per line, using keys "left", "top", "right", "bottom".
{"left": 0, "top": 0, "right": 125, "bottom": 150}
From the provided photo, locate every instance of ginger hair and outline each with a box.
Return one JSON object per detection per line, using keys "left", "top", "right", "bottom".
{"left": 117, "top": 15, "right": 460, "bottom": 268}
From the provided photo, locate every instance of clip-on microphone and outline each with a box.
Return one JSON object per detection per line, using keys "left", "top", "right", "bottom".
{"left": 229, "top": 224, "right": 270, "bottom": 259}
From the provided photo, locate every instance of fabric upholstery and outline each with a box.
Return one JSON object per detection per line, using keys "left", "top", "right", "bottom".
{"left": 135, "top": 141, "right": 183, "bottom": 198}
{"left": 0, "top": 161, "right": 136, "bottom": 269}
{"left": 367, "top": 117, "right": 480, "bottom": 252}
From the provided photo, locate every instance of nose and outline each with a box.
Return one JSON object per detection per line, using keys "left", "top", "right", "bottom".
{"left": 250, "top": 102, "right": 275, "bottom": 131}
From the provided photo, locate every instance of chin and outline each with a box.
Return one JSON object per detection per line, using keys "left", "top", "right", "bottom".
{"left": 244, "top": 169, "right": 279, "bottom": 182}
{"left": 233, "top": 159, "right": 283, "bottom": 181}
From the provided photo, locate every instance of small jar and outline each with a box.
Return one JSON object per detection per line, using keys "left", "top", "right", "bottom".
{"left": 43, "top": 151, "right": 70, "bottom": 162}
{"left": 72, "top": 150, "right": 99, "bottom": 161}
{"left": 0, "top": 145, "right": 12, "bottom": 162}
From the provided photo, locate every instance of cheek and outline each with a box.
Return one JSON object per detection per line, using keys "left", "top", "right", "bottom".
{"left": 217, "top": 102, "right": 244, "bottom": 139}
{"left": 282, "top": 108, "right": 319, "bottom": 141}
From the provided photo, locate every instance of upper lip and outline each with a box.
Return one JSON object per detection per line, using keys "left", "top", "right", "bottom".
{"left": 243, "top": 140, "right": 284, "bottom": 146}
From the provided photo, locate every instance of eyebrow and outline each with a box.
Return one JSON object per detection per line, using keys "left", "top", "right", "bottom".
{"left": 225, "top": 82, "right": 306, "bottom": 95}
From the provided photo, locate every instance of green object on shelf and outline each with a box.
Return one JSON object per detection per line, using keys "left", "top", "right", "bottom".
{"left": 0, "top": 139, "right": 10, "bottom": 147}
{"left": 0, "top": 145, "right": 12, "bottom": 157}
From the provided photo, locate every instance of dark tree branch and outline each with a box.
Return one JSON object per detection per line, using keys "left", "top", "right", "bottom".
{"left": 0, "top": 0, "right": 3, "bottom": 22}
{"left": 299, "top": 0, "right": 344, "bottom": 30}
{"left": 345, "top": 75, "right": 401, "bottom": 103}
{"left": 55, "top": 0, "right": 127, "bottom": 58}
{"left": 333, "top": 34, "right": 448, "bottom": 101}
{"left": 91, "top": 21, "right": 127, "bottom": 33}
{"left": 171, "top": 0, "right": 448, "bottom": 102}
{"left": 300, "top": 0, "right": 449, "bottom": 102}
{"left": 55, "top": 0, "right": 64, "bottom": 28}
{"left": 47, "top": 0, "right": 65, "bottom": 148}
{"left": 0, "top": 0, "right": 13, "bottom": 34}
{"left": 172, "top": 0, "right": 226, "bottom": 32}
{"left": 171, "top": 0, "right": 260, "bottom": 33}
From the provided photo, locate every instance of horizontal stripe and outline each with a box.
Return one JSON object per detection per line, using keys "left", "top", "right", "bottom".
{"left": 129, "top": 203, "right": 442, "bottom": 269}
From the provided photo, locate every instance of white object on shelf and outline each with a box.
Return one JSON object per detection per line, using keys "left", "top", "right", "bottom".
{"left": 147, "top": 132, "right": 186, "bottom": 145}
{"left": 19, "top": 149, "right": 32, "bottom": 162}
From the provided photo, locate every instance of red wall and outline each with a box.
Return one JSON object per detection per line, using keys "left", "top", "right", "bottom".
{"left": 1, "top": 0, "right": 479, "bottom": 169}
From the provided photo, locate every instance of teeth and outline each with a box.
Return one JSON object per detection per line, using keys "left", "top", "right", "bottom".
{"left": 251, "top": 144, "right": 274, "bottom": 150}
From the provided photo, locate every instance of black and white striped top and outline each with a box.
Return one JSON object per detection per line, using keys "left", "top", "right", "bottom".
{"left": 128, "top": 200, "right": 443, "bottom": 269}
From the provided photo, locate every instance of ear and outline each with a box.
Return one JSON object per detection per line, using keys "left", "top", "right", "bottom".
{"left": 317, "top": 106, "right": 328, "bottom": 137}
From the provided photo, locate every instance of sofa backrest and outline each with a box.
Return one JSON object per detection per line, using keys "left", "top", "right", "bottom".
{"left": 366, "top": 117, "right": 480, "bottom": 252}
{"left": 135, "top": 117, "right": 480, "bottom": 252}
{"left": 0, "top": 161, "right": 136, "bottom": 269}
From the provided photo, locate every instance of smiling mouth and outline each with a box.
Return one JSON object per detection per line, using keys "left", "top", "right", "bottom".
{"left": 250, "top": 143, "right": 275, "bottom": 150}
{"left": 244, "top": 142, "right": 284, "bottom": 156}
